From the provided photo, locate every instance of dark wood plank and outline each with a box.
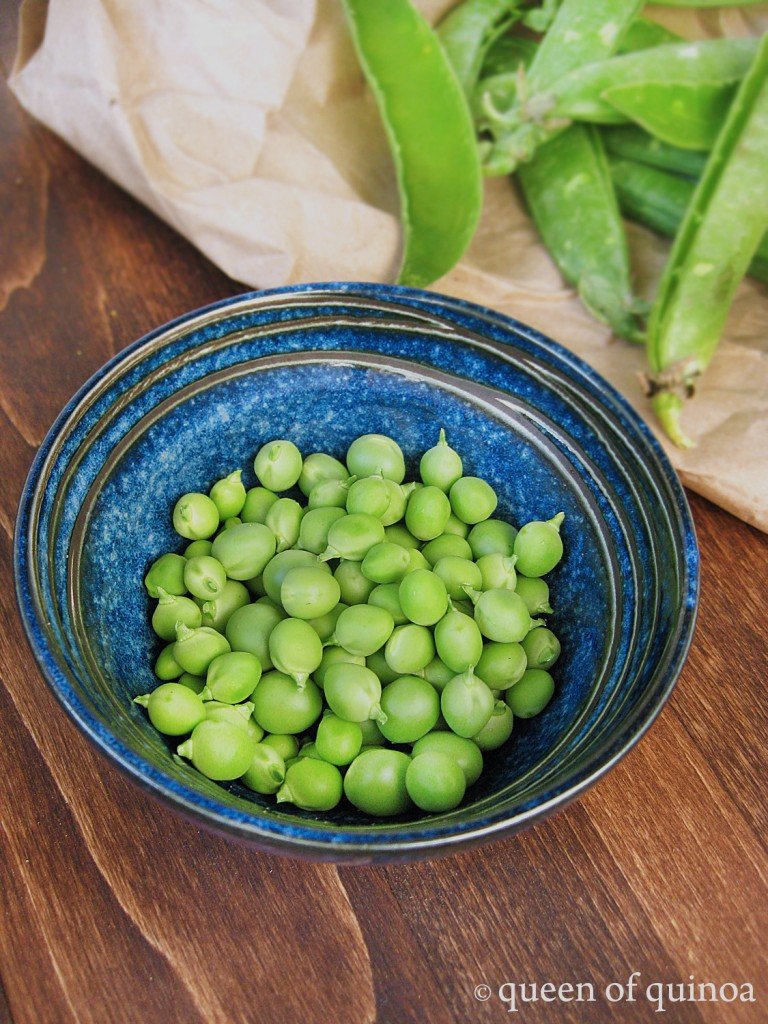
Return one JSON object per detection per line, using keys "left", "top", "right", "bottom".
{"left": 0, "top": 9, "right": 766, "bottom": 1024}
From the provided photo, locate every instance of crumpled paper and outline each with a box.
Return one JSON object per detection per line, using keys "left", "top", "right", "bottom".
{"left": 11, "top": 0, "right": 768, "bottom": 531}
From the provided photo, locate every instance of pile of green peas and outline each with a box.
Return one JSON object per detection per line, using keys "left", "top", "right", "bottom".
{"left": 134, "top": 431, "right": 564, "bottom": 817}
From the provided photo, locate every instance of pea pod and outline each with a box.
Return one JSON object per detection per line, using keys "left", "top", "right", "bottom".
{"left": 645, "top": 34, "right": 768, "bottom": 447}
{"left": 481, "top": 33, "right": 537, "bottom": 79}
{"left": 478, "top": 0, "right": 643, "bottom": 174}
{"left": 552, "top": 38, "right": 758, "bottom": 148}
{"left": 341, "top": 0, "right": 483, "bottom": 287}
{"left": 609, "top": 157, "right": 768, "bottom": 285}
{"left": 617, "top": 18, "right": 680, "bottom": 53}
{"left": 602, "top": 125, "right": 707, "bottom": 177}
{"left": 437, "top": 0, "right": 522, "bottom": 99}
{"left": 648, "top": 0, "right": 765, "bottom": 6}
{"left": 518, "top": 125, "right": 646, "bottom": 342}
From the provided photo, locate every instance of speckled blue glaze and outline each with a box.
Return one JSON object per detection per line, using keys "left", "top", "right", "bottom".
{"left": 15, "top": 284, "right": 698, "bottom": 862}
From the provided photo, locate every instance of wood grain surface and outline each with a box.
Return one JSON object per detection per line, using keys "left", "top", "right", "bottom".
{"left": 1, "top": 12, "right": 766, "bottom": 1023}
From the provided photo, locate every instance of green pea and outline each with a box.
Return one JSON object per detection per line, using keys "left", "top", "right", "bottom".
{"left": 472, "top": 588, "right": 532, "bottom": 643}
{"left": 177, "top": 672, "right": 206, "bottom": 694}
{"left": 476, "top": 553, "right": 517, "bottom": 591}
{"left": 315, "top": 714, "right": 363, "bottom": 766}
{"left": 154, "top": 643, "right": 183, "bottom": 680}
{"left": 209, "top": 470, "right": 247, "bottom": 519}
{"left": 384, "top": 624, "right": 435, "bottom": 675}
{"left": 440, "top": 669, "right": 495, "bottom": 738}
{"left": 134, "top": 682, "right": 206, "bottom": 736}
{"left": 266, "top": 497, "right": 304, "bottom": 552}
{"left": 379, "top": 675, "right": 440, "bottom": 744}
{"left": 334, "top": 559, "right": 377, "bottom": 605}
{"left": 467, "top": 518, "right": 517, "bottom": 559}
{"left": 432, "top": 556, "right": 482, "bottom": 601}
{"left": 405, "top": 485, "right": 451, "bottom": 541}
{"left": 280, "top": 566, "right": 341, "bottom": 620}
{"left": 225, "top": 601, "right": 283, "bottom": 669}
{"left": 183, "top": 555, "right": 227, "bottom": 600}
{"left": 346, "top": 434, "right": 405, "bottom": 483}
{"left": 346, "top": 475, "right": 391, "bottom": 518}
{"left": 241, "top": 743, "right": 286, "bottom": 794}
{"left": 368, "top": 583, "right": 408, "bottom": 625}
{"left": 383, "top": 523, "right": 421, "bottom": 549}
{"left": 200, "top": 579, "right": 250, "bottom": 632}
{"left": 422, "top": 534, "right": 473, "bottom": 566}
{"left": 522, "top": 627, "right": 561, "bottom": 670}
{"left": 333, "top": 604, "right": 394, "bottom": 657}
{"left": 344, "top": 749, "right": 412, "bottom": 816}
{"left": 434, "top": 606, "right": 483, "bottom": 673}
{"left": 321, "top": 513, "right": 386, "bottom": 561}
{"left": 472, "top": 701, "right": 514, "bottom": 751}
{"left": 145, "top": 553, "right": 187, "bottom": 598}
{"left": 513, "top": 513, "right": 565, "bottom": 577}
{"left": 306, "top": 603, "right": 346, "bottom": 643}
{"left": 404, "top": 548, "right": 430, "bottom": 575}
{"left": 173, "top": 624, "right": 231, "bottom": 676}
{"left": 442, "top": 513, "right": 470, "bottom": 538}
{"left": 514, "top": 575, "right": 554, "bottom": 615}
{"left": 411, "top": 731, "right": 483, "bottom": 785}
{"left": 203, "top": 651, "right": 262, "bottom": 704}
{"left": 222, "top": 516, "right": 243, "bottom": 530}
{"left": 475, "top": 641, "right": 527, "bottom": 690}
{"left": 177, "top": 720, "right": 255, "bottom": 781}
{"left": 151, "top": 589, "right": 202, "bottom": 641}
{"left": 359, "top": 717, "right": 386, "bottom": 747}
{"left": 251, "top": 671, "right": 323, "bottom": 733}
{"left": 185, "top": 539, "right": 213, "bottom": 558}
{"left": 506, "top": 669, "right": 555, "bottom": 717}
{"left": 423, "top": 656, "right": 454, "bottom": 692}
{"left": 324, "top": 663, "right": 385, "bottom": 724}
{"left": 263, "top": 549, "right": 324, "bottom": 603}
{"left": 419, "top": 428, "right": 463, "bottom": 491}
{"left": 398, "top": 569, "right": 448, "bottom": 627}
{"left": 298, "top": 452, "right": 349, "bottom": 496}
{"left": 449, "top": 477, "right": 497, "bottom": 525}
{"left": 361, "top": 541, "right": 411, "bottom": 584}
{"left": 241, "top": 486, "right": 279, "bottom": 524}
{"left": 203, "top": 700, "right": 263, "bottom": 743}
{"left": 268, "top": 618, "right": 323, "bottom": 688}
{"left": 254, "top": 439, "right": 303, "bottom": 492}
{"left": 277, "top": 757, "right": 343, "bottom": 811}
{"left": 406, "top": 752, "right": 466, "bottom": 813}
{"left": 261, "top": 733, "right": 300, "bottom": 761}
{"left": 173, "top": 492, "right": 220, "bottom": 540}
{"left": 380, "top": 479, "right": 407, "bottom": 526}
{"left": 298, "top": 506, "right": 346, "bottom": 554}
{"left": 308, "top": 478, "right": 351, "bottom": 510}
{"left": 315, "top": 646, "right": 365, "bottom": 689}
{"left": 298, "top": 741, "right": 323, "bottom": 761}
{"left": 365, "top": 648, "right": 398, "bottom": 685}
{"left": 210, "top": 523, "right": 276, "bottom": 581}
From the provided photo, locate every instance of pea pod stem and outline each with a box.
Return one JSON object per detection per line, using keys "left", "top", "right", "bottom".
{"left": 341, "top": 0, "right": 483, "bottom": 287}
{"left": 645, "top": 33, "right": 768, "bottom": 447}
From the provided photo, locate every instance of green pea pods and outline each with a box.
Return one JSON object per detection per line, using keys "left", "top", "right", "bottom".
{"left": 645, "top": 34, "right": 768, "bottom": 447}
{"left": 602, "top": 125, "right": 708, "bottom": 177}
{"left": 518, "top": 124, "right": 646, "bottom": 341}
{"left": 616, "top": 18, "right": 680, "bottom": 54}
{"left": 609, "top": 157, "right": 768, "bottom": 285}
{"left": 437, "top": 0, "right": 522, "bottom": 98}
{"left": 553, "top": 38, "right": 758, "bottom": 149}
{"left": 478, "top": 0, "right": 643, "bottom": 174}
{"left": 341, "top": 0, "right": 483, "bottom": 287}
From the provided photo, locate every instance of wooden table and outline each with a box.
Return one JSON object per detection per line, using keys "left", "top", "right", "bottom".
{"left": 1, "top": 15, "right": 766, "bottom": 1024}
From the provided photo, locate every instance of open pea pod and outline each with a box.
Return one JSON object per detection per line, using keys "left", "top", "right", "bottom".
{"left": 437, "top": 0, "right": 523, "bottom": 99}
{"left": 341, "top": 0, "right": 483, "bottom": 287}
{"left": 518, "top": 125, "right": 646, "bottom": 342}
{"left": 645, "top": 33, "right": 768, "bottom": 447}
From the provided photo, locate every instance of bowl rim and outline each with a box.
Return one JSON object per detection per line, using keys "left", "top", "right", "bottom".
{"left": 14, "top": 282, "right": 699, "bottom": 860}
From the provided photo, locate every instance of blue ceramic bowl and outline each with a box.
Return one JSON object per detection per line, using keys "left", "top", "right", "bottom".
{"left": 15, "top": 284, "right": 698, "bottom": 862}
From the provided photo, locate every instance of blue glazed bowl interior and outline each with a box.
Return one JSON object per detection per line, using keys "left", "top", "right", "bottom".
{"left": 16, "top": 284, "right": 697, "bottom": 859}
